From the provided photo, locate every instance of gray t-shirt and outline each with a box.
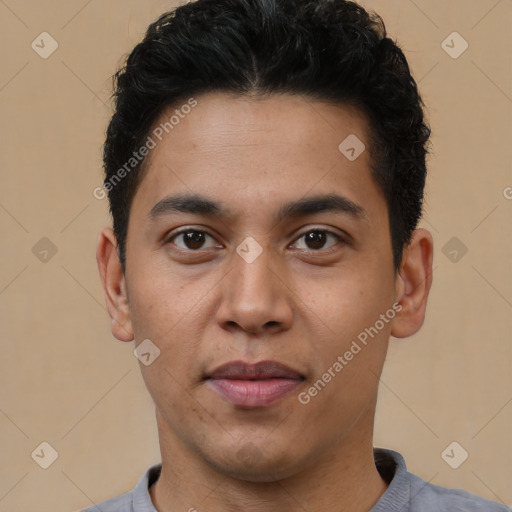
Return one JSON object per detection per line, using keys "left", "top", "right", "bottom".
{"left": 81, "top": 448, "right": 509, "bottom": 511}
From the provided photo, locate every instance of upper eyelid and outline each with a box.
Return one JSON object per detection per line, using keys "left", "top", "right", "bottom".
{"left": 167, "top": 226, "right": 217, "bottom": 242}
{"left": 289, "top": 229, "right": 344, "bottom": 246}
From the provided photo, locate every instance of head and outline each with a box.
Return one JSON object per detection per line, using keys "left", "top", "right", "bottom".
{"left": 97, "top": 0, "right": 433, "bottom": 482}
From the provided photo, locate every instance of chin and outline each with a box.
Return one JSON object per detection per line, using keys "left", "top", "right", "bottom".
{"left": 204, "top": 443, "right": 308, "bottom": 483}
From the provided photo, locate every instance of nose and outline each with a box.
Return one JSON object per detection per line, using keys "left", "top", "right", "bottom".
{"left": 215, "top": 243, "right": 293, "bottom": 336}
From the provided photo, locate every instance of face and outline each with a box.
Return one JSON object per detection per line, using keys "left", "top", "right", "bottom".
{"left": 98, "top": 92, "right": 431, "bottom": 482}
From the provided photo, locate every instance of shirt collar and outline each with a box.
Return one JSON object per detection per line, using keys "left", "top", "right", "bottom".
{"left": 132, "top": 462, "right": 161, "bottom": 511}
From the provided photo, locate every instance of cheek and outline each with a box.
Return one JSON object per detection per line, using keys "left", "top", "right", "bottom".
{"left": 128, "top": 263, "right": 193, "bottom": 337}
{"left": 303, "top": 269, "right": 394, "bottom": 388}
{"left": 127, "top": 269, "right": 210, "bottom": 375}
{"left": 302, "top": 266, "right": 391, "bottom": 333}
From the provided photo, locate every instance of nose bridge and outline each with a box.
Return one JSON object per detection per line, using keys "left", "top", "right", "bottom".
{"left": 234, "top": 243, "right": 276, "bottom": 297}
{"left": 216, "top": 239, "right": 292, "bottom": 333}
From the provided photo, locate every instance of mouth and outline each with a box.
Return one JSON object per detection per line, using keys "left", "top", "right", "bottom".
{"left": 205, "top": 360, "right": 306, "bottom": 407}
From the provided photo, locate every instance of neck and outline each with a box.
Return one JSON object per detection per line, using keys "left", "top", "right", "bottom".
{"left": 149, "top": 405, "right": 389, "bottom": 512}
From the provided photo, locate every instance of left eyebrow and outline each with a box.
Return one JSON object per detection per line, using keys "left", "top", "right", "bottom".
{"left": 147, "top": 192, "right": 368, "bottom": 223}
{"left": 276, "top": 193, "right": 367, "bottom": 223}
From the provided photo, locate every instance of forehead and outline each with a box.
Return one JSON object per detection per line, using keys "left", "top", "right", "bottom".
{"left": 154, "top": 92, "right": 371, "bottom": 156}
{"left": 132, "top": 92, "right": 384, "bottom": 222}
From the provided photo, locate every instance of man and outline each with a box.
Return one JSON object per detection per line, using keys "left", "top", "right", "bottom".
{"left": 88, "top": 0, "right": 508, "bottom": 510}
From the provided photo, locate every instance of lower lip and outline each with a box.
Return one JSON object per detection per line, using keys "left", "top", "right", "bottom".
{"left": 207, "top": 378, "right": 303, "bottom": 407}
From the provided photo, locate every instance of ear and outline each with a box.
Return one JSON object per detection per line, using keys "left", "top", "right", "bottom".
{"left": 391, "top": 228, "right": 433, "bottom": 338}
{"left": 96, "top": 226, "right": 134, "bottom": 342}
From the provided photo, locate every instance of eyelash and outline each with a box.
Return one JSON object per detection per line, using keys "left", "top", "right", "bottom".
{"left": 165, "top": 227, "right": 346, "bottom": 254}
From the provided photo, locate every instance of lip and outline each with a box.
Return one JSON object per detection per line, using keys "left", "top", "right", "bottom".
{"left": 206, "top": 360, "right": 305, "bottom": 407}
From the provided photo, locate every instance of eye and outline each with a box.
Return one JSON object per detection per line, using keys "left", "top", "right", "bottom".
{"left": 167, "top": 229, "right": 220, "bottom": 251}
{"left": 291, "top": 229, "right": 343, "bottom": 252}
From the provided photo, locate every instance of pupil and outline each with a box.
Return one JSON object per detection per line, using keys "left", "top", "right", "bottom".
{"left": 306, "top": 231, "right": 326, "bottom": 249}
{"left": 185, "top": 231, "right": 204, "bottom": 249}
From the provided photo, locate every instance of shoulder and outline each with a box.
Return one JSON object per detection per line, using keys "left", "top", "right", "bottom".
{"left": 75, "top": 462, "right": 161, "bottom": 512}
{"left": 79, "top": 490, "right": 132, "bottom": 512}
{"left": 373, "top": 448, "right": 509, "bottom": 512}
{"left": 408, "top": 468, "right": 509, "bottom": 511}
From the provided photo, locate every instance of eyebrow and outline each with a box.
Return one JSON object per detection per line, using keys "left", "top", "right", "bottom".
{"left": 148, "top": 193, "right": 367, "bottom": 223}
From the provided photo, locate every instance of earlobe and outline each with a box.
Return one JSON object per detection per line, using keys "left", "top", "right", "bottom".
{"left": 96, "top": 227, "right": 134, "bottom": 342}
{"left": 391, "top": 228, "right": 434, "bottom": 339}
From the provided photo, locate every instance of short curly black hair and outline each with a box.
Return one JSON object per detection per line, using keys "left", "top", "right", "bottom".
{"left": 102, "top": 0, "right": 431, "bottom": 273}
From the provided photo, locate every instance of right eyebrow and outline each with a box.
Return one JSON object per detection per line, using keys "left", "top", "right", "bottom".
{"left": 148, "top": 193, "right": 231, "bottom": 221}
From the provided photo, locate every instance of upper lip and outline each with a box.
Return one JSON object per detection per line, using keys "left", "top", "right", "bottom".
{"left": 207, "top": 360, "right": 304, "bottom": 380}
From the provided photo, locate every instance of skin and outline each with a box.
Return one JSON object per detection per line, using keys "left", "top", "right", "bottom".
{"left": 97, "top": 92, "right": 433, "bottom": 512}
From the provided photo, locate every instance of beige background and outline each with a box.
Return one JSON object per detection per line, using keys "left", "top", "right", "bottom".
{"left": 0, "top": 0, "right": 510, "bottom": 510}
